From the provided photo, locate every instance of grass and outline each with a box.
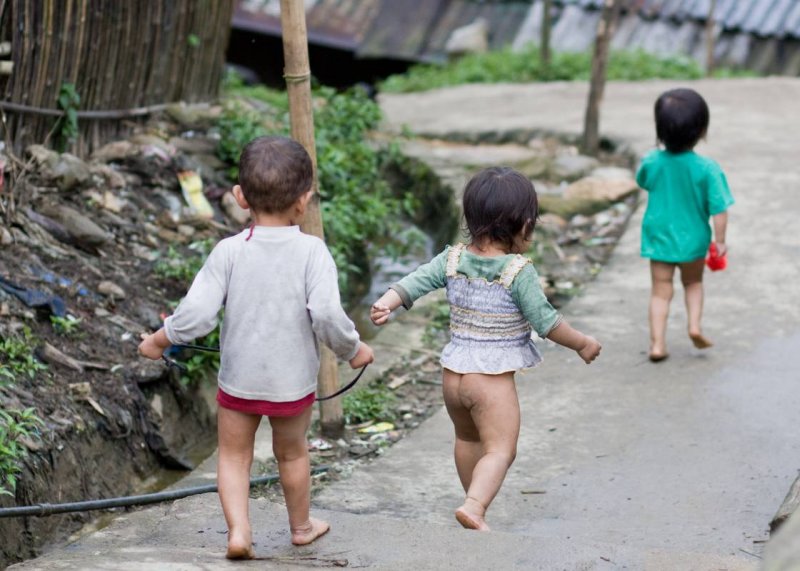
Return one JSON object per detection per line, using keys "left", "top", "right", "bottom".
{"left": 0, "top": 328, "right": 48, "bottom": 385}
{"left": 0, "top": 408, "right": 43, "bottom": 496}
{"left": 380, "top": 46, "right": 755, "bottom": 93}
{"left": 343, "top": 382, "right": 396, "bottom": 425}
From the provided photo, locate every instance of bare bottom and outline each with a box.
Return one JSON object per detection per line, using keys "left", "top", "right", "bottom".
{"left": 689, "top": 332, "right": 713, "bottom": 349}
{"left": 455, "top": 506, "right": 490, "bottom": 531}
{"left": 291, "top": 517, "right": 330, "bottom": 546}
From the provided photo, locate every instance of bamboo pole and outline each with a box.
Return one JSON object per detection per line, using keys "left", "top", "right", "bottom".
{"left": 279, "top": 0, "right": 344, "bottom": 439}
{"left": 581, "top": 0, "right": 622, "bottom": 155}
{"left": 541, "top": 0, "right": 552, "bottom": 73}
{"left": 705, "top": 0, "right": 717, "bottom": 76}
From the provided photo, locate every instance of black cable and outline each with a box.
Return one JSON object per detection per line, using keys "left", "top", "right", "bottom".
{"left": 0, "top": 465, "right": 330, "bottom": 519}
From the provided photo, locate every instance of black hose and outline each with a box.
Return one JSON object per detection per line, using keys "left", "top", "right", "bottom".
{"left": 0, "top": 465, "right": 330, "bottom": 518}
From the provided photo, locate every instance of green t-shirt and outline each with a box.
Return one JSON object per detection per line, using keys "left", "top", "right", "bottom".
{"left": 636, "top": 149, "right": 734, "bottom": 263}
{"left": 391, "top": 246, "right": 562, "bottom": 338}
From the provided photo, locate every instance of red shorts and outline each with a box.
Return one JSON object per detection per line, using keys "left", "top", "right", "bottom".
{"left": 216, "top": 389, "right": 315, "bottom": 417}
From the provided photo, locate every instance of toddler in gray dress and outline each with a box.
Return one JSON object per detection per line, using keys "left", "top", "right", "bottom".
{"left": 371, "top": 167, "right": 601, "bottom": 531}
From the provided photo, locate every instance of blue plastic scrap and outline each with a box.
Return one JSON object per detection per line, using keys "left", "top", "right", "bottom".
{"left": 0, "top": 275, "right": 67, "bottom": 317}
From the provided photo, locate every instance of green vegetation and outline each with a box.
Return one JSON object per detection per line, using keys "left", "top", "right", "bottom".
{"left": 421, "top": 299, "right": 451, "bottom": 348}
{"left": 343, "top": 382, "right": 396, "bottom": 425}
{"left": 50, "top": 315, "right": 82, "bottom": 337}
{"left": 178, "top": 325, "right": 221, "bottom": 386}
{"left": 55, "top": 82, "right": 80, "bottom": 151}
{"left": 0, "top": 408, "right": 43, "bottom": 496}
{"left": 380, "top": 46, "right": 753, "bottom": 93}
{"left": 154, "top": 238, "right": 216, "bottom": 282}
{"left": 218, "top": 73, "right": 413, "bottom": 294}
{"left": 0, "top": 328, "right": 48, "bottom": 385}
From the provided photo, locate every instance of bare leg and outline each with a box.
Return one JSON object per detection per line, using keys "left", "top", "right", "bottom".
{"left": 445, "top": 371, "right": 520, "bottom": 531}
{"left": 269, "top": 408, "right": 329, "bottom": 546}
{"left": 217, "top": 407, "right": 261, "bottom": 559}
{"left": 680, "top": 258, "right": 713, "bottom": 348}
{"left": 443, "top": 369, "right": 482, "bottom": 493}
{"left": 649, "top": 261, "right": 676, "bottom": 361}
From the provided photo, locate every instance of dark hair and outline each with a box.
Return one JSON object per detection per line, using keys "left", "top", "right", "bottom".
{"left": 462, "top": 167, "right": 538, "bottom": 251}
{"left": 237, "top": 136, "right": 313, "bottom": 213}
{"left": 654, "top": 88, "right": 709, "bottom": 152}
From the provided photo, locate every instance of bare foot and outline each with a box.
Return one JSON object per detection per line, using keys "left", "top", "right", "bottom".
{"left": 455, "top": 498, "right": 490, "bottom": 531}
{"left": 291, "top": 517, "right": 330, "bottom": 546}
{"left": 226, "top": 530, "right": 255, "bottom": 560}
{"left": 648, "top": 351, "right": 669, "bottom": 363}
{"left": 649, "top": 344, "right": 669, "bottom": 362}
{"left": 689, "top": 332, "right": 713, "bottom": 349}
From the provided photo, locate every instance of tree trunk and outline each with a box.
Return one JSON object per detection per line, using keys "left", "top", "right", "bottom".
{"left": 279, "top": 0, "right": 343, "bottom": 438}
{"left": 581, "top": 0, "right": 622, "bottom": 156}
{"left": 541, "top": 0, "right": 552, "bottom": 73}
{"left": 705, "top": 0, "right": 717, "bottom": 76}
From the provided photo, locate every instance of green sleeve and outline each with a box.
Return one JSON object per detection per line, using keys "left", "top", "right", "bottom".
{"left": 704, "top": 161, "right": 734, "bottom": 215}
{"left": 511, "top": 264, "right": 562, "bottom": 337}
{"left": 635, "top": 152, "right": 654, "bottom": 190}
{"left": 389, "top": 247, "right": 449, "bottom": 310}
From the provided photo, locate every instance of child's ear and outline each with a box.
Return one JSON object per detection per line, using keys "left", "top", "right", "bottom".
{"left": 232, "top": 185, "right": 250, "bottom": 210}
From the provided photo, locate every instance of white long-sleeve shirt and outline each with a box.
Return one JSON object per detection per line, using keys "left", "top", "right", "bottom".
{"left": 164, "top": 225, "right": 360, "bottom": 401}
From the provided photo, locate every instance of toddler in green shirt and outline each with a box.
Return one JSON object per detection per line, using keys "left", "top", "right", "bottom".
{"left": 636, "top": 88, "right": 734, "bottom": 362}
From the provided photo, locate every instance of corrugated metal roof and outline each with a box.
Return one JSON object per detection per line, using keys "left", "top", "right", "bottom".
{"left": 358, "top": 0, "right": 530, "bottom": 62}
{"left": 232, "top": 0, "right": 382, "bottom": 51}
{"left": 231, "top": 0, "right": 800, "bottom": 65}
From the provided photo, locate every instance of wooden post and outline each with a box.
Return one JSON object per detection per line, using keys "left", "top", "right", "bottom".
{"left": 541, "top": 0, "right": 553, "bottom": 73}
{"left": 705, "top": 0, "right": 717, "bottom": 76}
{"left": 581, "top": 0, "right": 622, "bottom": 155}
{"left": 279, "top": 0, "right": 344, "bottom": 438}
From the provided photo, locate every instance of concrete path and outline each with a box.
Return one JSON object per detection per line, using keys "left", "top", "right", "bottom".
{"left": 12, "top": 79, "right": 800, "bottom": 569}
{"left": 313, "top": 78, "right": 800, "bottom": 567}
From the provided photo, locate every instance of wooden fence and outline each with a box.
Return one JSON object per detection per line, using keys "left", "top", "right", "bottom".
{"left": 0, "top": 0, "right": 236, "bottom": 155}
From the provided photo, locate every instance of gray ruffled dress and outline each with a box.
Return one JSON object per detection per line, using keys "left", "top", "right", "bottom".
{"left": 391, "top": 243, "right": 562, "bottom": 376}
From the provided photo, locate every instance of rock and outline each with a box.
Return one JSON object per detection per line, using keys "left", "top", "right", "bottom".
{"left": 133, "top": 303, "right": 162, "bottom": 331}
{"left": 52, "top": 153, "right": 91, "bottom": 191}
{"left": 538, "top": 213, "right": 568, "bottom": 232}
{"left": 127, "top": 360, "right": 167, "bottom": 385}
{"left": 221, "top": 191, "right": 250, "bottom": 226}
{"left": 165, "top": 103, "right": 222, "bottom": 129}
{"left": 26, "top": 144, "right": 59, "bottom": 169}
{"left": 589, "top": 166, "right": 635, "bottom": 181}
{"left": 91, "top": 140, "right": 137, "bottom": 163}
{"left": 90, "top": 164, "right": 127, "bottom": 189}
{"left": 538, "top": 194, "right": 611, "bottom": 218}
{"left": 98, "top": 280, "right": 126, "bottom": 300}
{"left": 564, "top": 176, "right": 639, "bottom": 203}
{"left": 177, "top": 224, "right": 195, "bottom": 238}
{"left": 39, "top": 204, "right": 110, "bottom": 250}
{"left": 0, "top": 226, "right": 12, "bottom": 245}
{"left": 553, "top": 154, "right": 600, "bottom": 182}
{"left": 130, "top": 134, "right": 175, "bottom": 155}
{"left": 569, "top": 214, "right": 593, "bottom": 229}
{"left": 194, "top": 153, "right": 226, "bottom": 171}
{"left": 445, "top": 18, "right": 489, "bottom": 57}
{"left": 168, "top": 136, "right": 216, "bottom": 155}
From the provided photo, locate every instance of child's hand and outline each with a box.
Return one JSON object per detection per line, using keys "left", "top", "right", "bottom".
{"left": 370, "top": 302, "right": 392, "bottom": 326}
{"left": 349, "top": 342, "right": 374, "bottom": 369}
{"left": 138, "top": 330, "right": 169, "bottom": 360}
{"left": 577, "top": 335, "right": 602, "bottom": 364}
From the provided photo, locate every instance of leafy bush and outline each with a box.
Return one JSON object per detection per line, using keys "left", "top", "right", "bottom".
{"left": 343, "top": 383, "right": 396, "bottom": 425}
{"left": 154, "top": 238, "right": 216, "bottom": 282}
{"left": 0, "top": 328, "right": 48, "bottom": 385}
{"left": 0, "top": 408, "right": 43, "bottom": 496}
{"left": 217, "top": 78, "right": 410, "bottom": 294}
{"left": 380, "top": 46, "right": 752, "bottom": 93}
